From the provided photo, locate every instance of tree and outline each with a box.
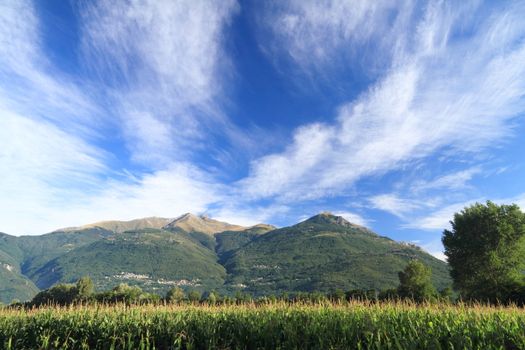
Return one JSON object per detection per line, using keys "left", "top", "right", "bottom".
{"left": 206, "top": 291, "right": 218, "bottom": 305}
{"left": 439, "top": 286, "right": 453, "bottom": 303}
{"left": 105, "top": 283, "right": 144, "bottom": 303}
{"left": 397, "top": 260, "right": 436, "bottom": 302}
{"left": 330, "top": 289, "right": 345, "bottom": 302}
{"left": 31, "top": 283, "right": 78, "bottom": 306}
{"left": 76, "top": 276, "right": 94, "bottom": 299}
{"left": 442, "top": 201, "right": 525, "bottom": 302}
{"left": 187, "top": 290, "right": 202, "bottom": 303}
{"left": 166, "top": 287, "right": 185, "bottom": 303}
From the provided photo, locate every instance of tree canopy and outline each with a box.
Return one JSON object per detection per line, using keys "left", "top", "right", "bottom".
{"left": 442, "top": 201, "right": 525, "bottom": 303}
{"left": 397, "top": 260, "right": 436, "bottom": 302}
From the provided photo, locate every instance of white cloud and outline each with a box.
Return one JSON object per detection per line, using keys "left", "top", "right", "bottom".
{"left": 259, "top": 0, "right": 409, "bottom": 73}
{"left": 0, "top": 0, "right": 111, "bottom": 234}
{"left": 2, "top": 0, "right": 525, "bottom": 237}
{"left": 0, "top": 1, "right": 103, "bottom": 134}
{"left": 0, "top": 0, "right": 241, "bottom": 234}
{"left": 241, "top": 1, "right": 525, "bottom": 202}
{"left": 210, "top": 204, "right": 290, "bottom": 228}
{"left": 80, "top": 0, "right": 240, "bottom": 164}
{"left": 410, "top": 167, "right": 482, "bottom": 193}
{"left": 1, "top": 163, "right": 223, "bottom": 235}
{"left": 0, "top": 111, "right": 108, "bottom": 234}
{"left": 405, "top": 193, "right": 525, "bottom": 232}
{"left": 368, "top": 194, "right": 424, "bottom": 219}
{"left": 404, "top": 201, "right": 470, "bottom": 231}
{"left": 333, "top": 211, "right": 369, "bottom": 227}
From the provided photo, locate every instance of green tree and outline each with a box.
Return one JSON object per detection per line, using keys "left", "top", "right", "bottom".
{"left": 76, "top": 276, "right": 94, "bottom": 299}
{"left": 442, "top": 201, "right": 525, "bottom": 302}
{"left": 397, "top": 260, "right": 436, "bottom": 302}
{"left": 187, "top": 290, "right": 201, "bottom": 303}
{"left": 31, "top": 283, "right": 78, "bottom": 306}
{"left": 439, "top": 286, "right": 453, "bottom": 303}
{"left": 206, "top": 291, "right": 218, "bottom": 305}
{"left": 166, "top": 287, "right": 185, "bottom": 303}
{"left": 330, "top": 289, "right": 345, "bottom": 302}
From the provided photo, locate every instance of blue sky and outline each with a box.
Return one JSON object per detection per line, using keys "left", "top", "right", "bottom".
{"left": 1, "top": 0, "right": 525, "bottom": 260}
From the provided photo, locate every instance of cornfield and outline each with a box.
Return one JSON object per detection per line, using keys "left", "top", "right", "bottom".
{"left": 1, "top": 301, "right": 524, "bottom": 349}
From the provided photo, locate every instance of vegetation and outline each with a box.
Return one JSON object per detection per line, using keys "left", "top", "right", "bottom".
{"left": 397, "top": 260, "right": 437, "bottom": 302}
{"left": 1, "top": 302, "right": 525, "bottom": 349}
{"left": 0, "top": 213, "right": 450, "bottom": 303}
{"left": 19, "top": 259, "right": 450, "bottom": 308}
{"left": 224, "top": 213, "right": 450, "bottom": 295}
{"left": 443, "top": 201, "right": 525, "bottom": 303}
{"left": 4, "top": 204, "right": 525, "bottom": 347}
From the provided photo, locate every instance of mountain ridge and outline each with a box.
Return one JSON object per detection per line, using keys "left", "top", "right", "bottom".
{"left": 0, "top": 212, "right": 450, "bottom": 303}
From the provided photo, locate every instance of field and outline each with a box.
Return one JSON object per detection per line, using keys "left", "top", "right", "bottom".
{"left": 1, "top": 301, "right": 524, "bottom": 349}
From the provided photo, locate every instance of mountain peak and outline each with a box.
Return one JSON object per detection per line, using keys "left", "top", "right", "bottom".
{"left": 302, "top": 212, "right": 355, "bottom": 228}
{"left": 175, "top": 213, "right": 198, "bottom": 220}
{"left": 164, "top": 213, "right": 246, "bottom": 235}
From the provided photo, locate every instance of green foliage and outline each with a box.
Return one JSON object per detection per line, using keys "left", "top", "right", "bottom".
{"left": 96, "top": 283, "right": 159, "bottom": 304}
{"left": 1, "top": 303, "right": 525, "bottom": 349}
{"left": 206, "top": 291, "right": 218, "bottom": 305}
{"left": 346, "top": 289, "right": 379, "bottom": 301}
{"left": 32, "top": 230, "right": 227, "bottom": 294}
{"left": 329, "top": 289, "right": 345, "bottom": 302}
{"left": 439, "top": 286, "right": 454, "bottom": 303}
{"left": 224, "top": 213, "right": 450, "bottom": 295}
{"left": 166, "top": 287, "right": 185, "bottom": 303}
{"left": 397, "top": 260, "right": 437, "bottom": 302}
{"left": 16, "top": 228, "right": 114, "bottom": 286}
{"left": 187, "top": 290, "right": 201, "bottom": 302}
{"left": 0, "top": 233, "right": 40, "bottom": 304}
{"left": 76, "top": 276, "right": 94, "bottom": 299}
{"left": 1, "top": 213, "right": 450, "bottom": 302}
{"left": 443, "top": 201, "right": 525, "bottom": 303}
{"left": 31, "top": 283, "right": 78, "bottom": 306}
{"left": 215, "top": 226, "right": 270, "bottom": 261}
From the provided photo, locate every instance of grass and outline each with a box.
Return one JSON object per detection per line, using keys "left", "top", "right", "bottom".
{"left": 1, "top": 301, "right": 524, "bottom": 349}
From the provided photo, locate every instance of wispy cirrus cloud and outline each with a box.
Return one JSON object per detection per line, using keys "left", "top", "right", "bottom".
{"left": 403, "top": 201, "right": 477, "bottom": 231}
{"left": 240, "top": 1, "right": 525, "bottom": 204}
{"left": 0, "top": 0, "right": 110, "bottom": 234}
{"left": 410, "top": 167, "right": 482, "bottom": 193}
{"left": 406, "top": 193, "right": 525, "bottom": 232}
{"left": 2, "top": 0, "right": 525, "bottom": 239}
{"left": 368, "top": 194, "right": 426, "bottom": 219}
{"left": 79, "top": 0, "right": 241, "bottom": 165}
{"left": 258, "top": 0, "right": 411, "bottom": 75}
{"left": 0, "top": 0, "right": 102, "bottom": 134}
{"left": 0, "top": 0, "right": 243, "bottom": 234}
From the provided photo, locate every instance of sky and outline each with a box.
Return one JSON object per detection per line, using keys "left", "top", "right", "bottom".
{"left": 1, "top": 0, "right": 525, "bottom": 260}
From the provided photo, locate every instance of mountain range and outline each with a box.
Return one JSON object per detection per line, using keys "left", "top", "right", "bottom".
{"left": 0, "top": 213, "right": 450, "bottom": 303}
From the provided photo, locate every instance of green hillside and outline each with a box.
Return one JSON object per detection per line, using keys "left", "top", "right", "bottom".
{"left": 0, "top": 233, "right": 39, "bottom": 303}
{"left": 0, "top": 213, "right": 451, "bottom": 303}
{"left": 31, "top": 229, "right": 227, "bottom": 294}
{"left": 215, "top": 225, "right": 274, "bottom": 259}
{"left": 16, "top": 227, "right": 115, "bottom": 279}
{"left": 223, "top": 213, "right": 450, "bottom": 295}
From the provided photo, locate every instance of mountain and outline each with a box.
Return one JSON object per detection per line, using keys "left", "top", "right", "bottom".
{"left": 164, "top": 213, "right": 246, "bottom": 235}
{"left": 0, "top": 213, "right": 450, "bottom": 303}
{"left": 222, "top": 213, "right": 450, "bottom": 295}
{"left": 0, "top": 233, "right": 39, "bottom": 302}
{"left": 59, "top": 217, "right": 173, "bottom": 233}
{"left": 31, "top": 229, "right": 228, "bottom": 292}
